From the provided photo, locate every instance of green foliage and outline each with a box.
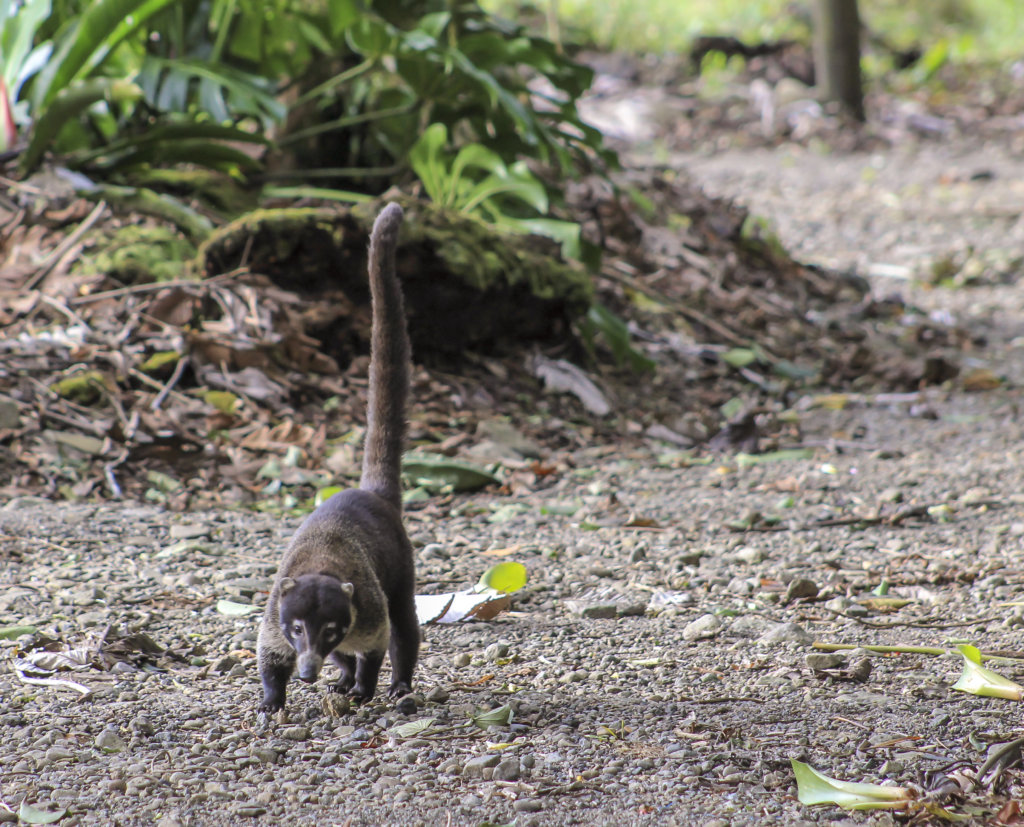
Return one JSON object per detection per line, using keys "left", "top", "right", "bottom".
{"left": 578, "top": 303, "right": 655, "bottom": 373}
{"left": 409, "top": 122, "right": 581, "bottom": 258}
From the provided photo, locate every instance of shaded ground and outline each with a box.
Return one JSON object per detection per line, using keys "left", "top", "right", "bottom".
{"left": 5, "top": 59, "right": 1024, "bottom": 827}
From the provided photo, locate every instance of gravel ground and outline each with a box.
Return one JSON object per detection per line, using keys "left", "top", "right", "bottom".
{"left": 5, "top": 141, "right": 1024, "bottom": 825}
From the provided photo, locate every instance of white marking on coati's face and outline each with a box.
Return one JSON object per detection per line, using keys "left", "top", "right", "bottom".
{"left": 279, "top": 574, "right": 354, "bottom": 683}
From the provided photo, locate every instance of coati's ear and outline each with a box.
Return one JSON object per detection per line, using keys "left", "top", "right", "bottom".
{"left": 340, "top": 581, "right": 354, "bottom": 598}
{"left": 280, "top": 577, "right": 297, "bottom": 595}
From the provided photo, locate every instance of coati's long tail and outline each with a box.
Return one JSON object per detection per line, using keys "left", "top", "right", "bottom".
{"left": 360, "top": 203, "right": 410, "bottom": 510}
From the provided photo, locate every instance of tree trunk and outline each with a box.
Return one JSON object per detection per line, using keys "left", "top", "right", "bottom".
{"left": 813, "top": 0, "right": 865, "bottom": 121}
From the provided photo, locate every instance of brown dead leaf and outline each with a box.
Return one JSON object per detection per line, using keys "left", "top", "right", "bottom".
{"left": 962, "top": 367, "right": 1002, "bottom": 391}
{"left": 480, "top": 545, "right": 521, "bottom": 558}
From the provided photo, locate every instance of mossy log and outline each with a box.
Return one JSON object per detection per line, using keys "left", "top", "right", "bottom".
{"left": 196, "top": 199, "right": 592, "bottom": 356}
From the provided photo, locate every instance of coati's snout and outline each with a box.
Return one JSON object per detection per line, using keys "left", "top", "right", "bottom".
{"left": 278, "top": 574, "right": 355, "bottom": 683}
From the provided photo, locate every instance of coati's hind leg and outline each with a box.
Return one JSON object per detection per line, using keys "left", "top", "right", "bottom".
{"left": 258, "top": 648, "right": 296, "bottom": 713}
{"left": 328, "top": 652, "right": 356, "bottom": 694}
{"left": 387, "top": 598, "right": 420, "bottom": 698}
{"left": 350, "top": 650, "right": 385, "bottom": 701}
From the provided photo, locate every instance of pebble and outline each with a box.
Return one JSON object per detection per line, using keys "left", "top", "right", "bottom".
{"left": 492, "top": 757, "right": 521, "bottom": 781}
{"left": 514, "top": 799, "right": 543, "bottom": 813}
{"left": 95, "top": 729, "right": 125, "bottom": 754}
{"left": 281, "top": 727, "right": 310, "bottom": 741}
{"left": 758, "top": 622, "right": 813, "bottom": 645}
{"left": 463, "top": 754, "right": 501, "bottom": 777}
{"left": 683, "top": 613, "right": 723, "bottom": 641}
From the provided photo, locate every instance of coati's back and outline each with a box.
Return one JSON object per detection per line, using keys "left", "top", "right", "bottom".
{"left": 359, "top": 203, "right": 409, "bottom": 510}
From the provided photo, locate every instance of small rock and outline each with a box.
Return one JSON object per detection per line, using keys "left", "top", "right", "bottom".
{"left": 425, "top": 687, "right": 450, "bottom": 703}
{"left": 514, "top": 799, "right": 543, "bottom": 813}
{"left": 169, "top": 523, "right": 210, "bottom": 539}
{"left": 734, "top": 545, "right": 764, "bottom": 565}
{"left": 484, "top": 642, "right": 510, "bottom": 661}
{"left": 463, "top": 754, "right": 501, "bottom": 777}
{"left": 824, "top": 596, "right": 852, "bottom": 613}
{"left": 617, "top": 602, "right": 647, "bottom": 617}
{"left": 322, "top": 692, "right": 351, "bottom": 717}
{"left": 683, "top": 613, "right": 723, "bottom": 641}
{"left": 564, "top": 600, "right": 617, "bottom": 619}
{"left": 492, "top": 757, "right": 521, "bottom": 781}
{"left": 0, "top": 396, "right": 21, "bottom": 430}
{"left": 250, "top": 748, "right": 279, "bottom": 764}
{"left": 806, "top": 652, "right": 845, "bottom": 671}
{"left": 212, "top": 655, "right": 239, "bottom": 674}
{"left": 130, "top": 715, "right": 155, "bottom": 735}
{"left": 95, "top": 728, "right": 125, "bottom": 754}
{"left": 758, "top": 622, "right": 813, "bottom": 646}
{"left": 785, "top": 578, "right": 819, "bottom": 601}
{"left": 452, "top": 653, "right": 472, "bottom": 668}
{"left": 233, "top": 804, "right": 267, "bottom": 817}
{"left": 395, "top": 694, "right": 418, "bottom": 715}
{"left": 879, "top": 487, "right": 903, "bottom": 503}
{"left": 281, "top": 726, "right": 310, "bottom": 741}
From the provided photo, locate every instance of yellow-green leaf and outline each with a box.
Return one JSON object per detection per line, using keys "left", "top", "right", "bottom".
{"left": 953, "top": 644, "right": 1023, "bottom": 700}
{"left": 476, "top": 562, "right": 527, "bottom": 595}
{"left": 140, "top": 350, "right": 181, "bottom": 373}
{"left": 792, "top": 760, "right": 912, "bottom": 810}
{"left": 203, "top": 390, "right": 238, "bottom": 414}
{"left": 314, "top": 486, "right": 344, "bottom": 507}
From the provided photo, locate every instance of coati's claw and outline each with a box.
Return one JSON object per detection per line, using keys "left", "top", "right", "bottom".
{"left": 388, "top": 681, "right": 413, "bottom": 699}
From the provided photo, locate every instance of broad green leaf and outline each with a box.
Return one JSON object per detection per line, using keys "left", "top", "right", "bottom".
{"left": 408, "top": 122, "right": 449, "bottom": 205}
{"left": 22, "top": 78, "right": 142, "bottom": 173}
{"left": 17, "top": 802, "right": 67, "bottom": 825}
{"left": 792, "top": 760, "right": 912, "bottom": 810}
{"left": 953, "top": 644, "right": 1023, "bottom": 700}
{"left": 0, "top": 625, "right": 37, "bottom": 640}
{"left": 328, "top": 0, "right": 360, "bottom": 35}
{"left": 33, "top": 0, "right": 179, "bottom": 108}
{"left": 216, "top": 599, "right": 259, "bottom": 617}
{"left": 476, "top": 562, "right": 527, "bottom": 595}
{"left": 470, "top": 704, "right": 513, "bottom": 729}
{"left": 391, "top": 718, "right": 436, "bottom": 738}
{"left": 402, "top": 454, "right": 500, "bottom": 493}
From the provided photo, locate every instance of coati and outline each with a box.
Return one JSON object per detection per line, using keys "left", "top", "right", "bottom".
{"left": 256, "top": 203, "right": 419, "bottom": 712}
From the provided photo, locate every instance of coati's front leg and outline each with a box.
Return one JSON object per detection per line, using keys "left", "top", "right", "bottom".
{"left": 350, "top": 650, "right": 385, "bottom": 701}
{"left": 258, "top": 648, "right": 296, "bottom": 713}
{"left": 387, "top": 599, "right": 420, "bottom": 698}
{"left": 328, "top": 652, "right": 356, "bottom": 694}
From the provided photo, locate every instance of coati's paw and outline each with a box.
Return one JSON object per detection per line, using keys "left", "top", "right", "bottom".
{"left": 347, "top": 684, "right": 374, "bottom": 702}
{"left": 388, "top": 681, "right": 413, "bottom": 699}
{"left": 258, "top": 699, "right": 284, "bottom": 714}
{"left": 327, "top": 679, "right": 353, "bottom": 695}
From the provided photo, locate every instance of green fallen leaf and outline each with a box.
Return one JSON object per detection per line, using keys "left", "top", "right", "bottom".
{"left": 792, "top": 759, "right": 913, "bottom": 810}
{"left": 216, "top": 600, "right": 259, "bottom": 617}
{"left": 872, "top": 579, "right": 891, "bottom": 596}
{"left": 477, "top": 562, "right": 527, "bottom": 595}
{"left": 736, "top": 448, "right": 814, "bottom": 467}
{"left": 953, "top": 644, "right": 1023, "bottom": 700}
{"left": 391, "top": 718, "right": 437, "bottom": 739}
{"left": 722, "top": 348, "right": 758, "bottom": 368}
{"left": 470, "top": 704, "right": 513, "bottom": 729}
{"left": 402, "top": 454, "right": 500, "bottom": 493}
{"left": 204, "top": 390, "right": 239, "bottom": 415}
{"left": 17, "top": 802, "right": 67, "bottom": 824}
{"left": 0, "top": 625, "right": 37, "bottom": 640}
{"left": 140, "top": 350, "right": 181, "bottom": 373}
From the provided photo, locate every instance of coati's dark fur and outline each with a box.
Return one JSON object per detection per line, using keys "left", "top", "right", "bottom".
{"left": 257, "top": 203, "right": 418, "bottom": 712}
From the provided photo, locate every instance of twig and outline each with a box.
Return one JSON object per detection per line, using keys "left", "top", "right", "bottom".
{"left": 152, "top": 355, "right": 189, "bottom": 411}
{"left": 25, "top": 200, "right": 107, "bottom": 290}
{"left": 67, "top": 269, "right": 247, "bottom": 306}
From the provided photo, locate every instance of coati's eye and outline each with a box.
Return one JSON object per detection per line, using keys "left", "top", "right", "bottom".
{"left": 291, "top": 621, "right": 303, "bottom": 636}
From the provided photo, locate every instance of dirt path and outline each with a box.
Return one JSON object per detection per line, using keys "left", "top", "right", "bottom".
{"left": 4, "top": 138, "right": 1024, "bottom": 825}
